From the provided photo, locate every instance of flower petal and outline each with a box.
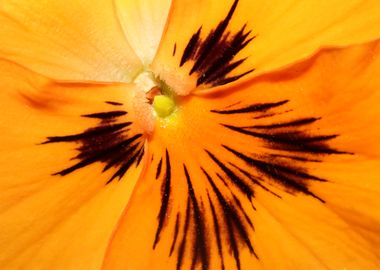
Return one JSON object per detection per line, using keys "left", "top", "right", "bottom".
{"left": 152, "top": 0, "right": 380, "bottom": 94}
{"left": 0, "top": 60, "right": 148, "bottom": 269}
{"left": 0, "top": 0, "right": 143, "bottom": 82}
{"left": 114, "top": 0, "right": 171, "bottom": 65}
{"left": 103, "top": 41, "right": 380, "bottom": 269}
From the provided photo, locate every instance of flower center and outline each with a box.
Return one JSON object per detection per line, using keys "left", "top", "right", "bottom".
{"left": 153, "top": 95, "right": 176, "bottom": 118}
{"left": 132, "top": 70, "right": 178, "bottom": 132}
{"left": 134, "top": 70, "right": 177, "bottom": 119}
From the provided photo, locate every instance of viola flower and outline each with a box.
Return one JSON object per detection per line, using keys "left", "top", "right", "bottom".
{"left": 1, "top": 0, "right": 380, "bottom": 269}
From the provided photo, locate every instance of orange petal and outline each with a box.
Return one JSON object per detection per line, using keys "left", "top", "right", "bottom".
{"left": 0, "top": 60, "right": 148, "bottom": 269}
{"left": 0, "top": 0, "right": 143, "bottom": 82}
{"left": 103, "top": 41, "right": 380, "bottom": 269}
{"left": 114, "top": 0, "right": 171, "bottom": 65}
{"left": 152, "top": 0, "right": 380, "bottom": 94}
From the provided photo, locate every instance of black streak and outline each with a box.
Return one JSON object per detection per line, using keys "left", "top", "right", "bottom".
{"left": 45, "top": 109, "right": 144, "bottom": 184}
{"left": 211, "top": 100, "right": 288, "bottom": 114}
{"left": 153, "top": 150, "right": 172, "bottom": 249}
{"left": 156, "top": 157, "right": 163, "bottom": 180}
{"left": 248, "top": 117, "right": 320, "bottom": 129}
{"left": 169, "top": 213, "right": 181, "bottom": 256}
{"left": 203, "top": 169, "right": 257, "bottom": 270}
{"left": 223, "top": 145, "right": 325, "bottom": 202}
{"left": 177, "top": 198, "right": 191, "bottom": 270}
{"left": 207, "top": 192, "right": 225, "bottom": 270}
{"left": 206, "top": 150, "right": 253, "bottom": 198}
{"left": 173, "top": 43, "right": 177, "bottom": 56}
{"left": 223, "top": 124, "right": 347, "bottom": 154}
{"left": 184, "top": 165, "right": 209, "bottom": 270}
{"left": 105, "top": 101, "right": 123, "bottom": 106}
{"left": 180, "top": 27, "right": 202, "bottom": 66}
{"left": 81, "top": 110, "right": 127, "bottom": 119}
{"left": 179, "top": 0, "right": 255, "bottom": 87}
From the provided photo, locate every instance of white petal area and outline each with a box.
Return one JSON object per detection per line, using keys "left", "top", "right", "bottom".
{"left": 115, "top": 0, "right": 172, "bottom": 65}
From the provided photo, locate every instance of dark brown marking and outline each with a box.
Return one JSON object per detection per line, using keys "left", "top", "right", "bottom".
{"left": 44, "top": 109, "right": 144, "bottom": 184}
{"left": 184, "top": 165, "right": 209, "bottom": 270}
{"left": 204, "top": 169, "right": 257, "bottom": 270}
{"left": 223, "top": 124, "right": 348, "bottom": 154}
{"left": 169, "top": 213, "right": 181, "bottom": 256}
{"left": 82, "top": 110, "right": 127, "bottom": 119}
{"left": 105, "top": 101, "right": 123, "bottom": 106}
{"left": 247, "top": 117, "right": 320, "bottom": 129}
{"left": 223, "top": 145, "right": 325, "bottom": 202}
{"left": 207, "top": 192, "right": 225, "bottom": 270}
{"left": 180, "top": 27, "right": 202, "bottom": 66}
{"left": 206, "top": 150, "right": 253, "bottom": 198}
{"left": 156, "top": 157, "right": 163, "bottom": 180}
{"left": 173, "top": 43, "right": 177, "bottom": 56}
{"left": 176, "top": 198, "right": 191, "bottom": 270}
{"left": 153, "top": 150, "right": 172, "bottom": 249}
{"left": 211, "top": 100, "right": 288, "bottom": 114}
{"left": 179, "top": 0, "right": 255, "bottom": 87}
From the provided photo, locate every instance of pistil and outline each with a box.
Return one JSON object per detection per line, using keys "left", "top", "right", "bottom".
{"left": 132, "top": 70, "right": 178, "bottom": 133}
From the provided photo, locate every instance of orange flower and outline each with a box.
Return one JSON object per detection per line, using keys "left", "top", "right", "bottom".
{"left": 1, "top": 1, "right": 380, "bottom": 269}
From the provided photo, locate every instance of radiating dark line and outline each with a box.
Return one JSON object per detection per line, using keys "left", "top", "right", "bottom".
{"left": 153, "top": 150, "right": 172, "bottom": 249}
{"left": 211, "top": 100, "right": 288, "bottom": 114}
{"left": 52, "top": 134, "right": 141, "bottom": 177}
{"left": 253, "top": 112, "right": 277, "bottom": 119}
{"left": 81, "top": 110, "right": 127, "bottom": 119}
{"left": 156, "top": 157, "right": 163, "bottom": 180}
{"left": 180, "top": 27, "right": 202, "bottom": 66}
{"left": 107, "top": 147, "right": 143, "bottom": 183}
{"left": 232, "top": 194, "right": 255, "bottom": 229}
{"left": 184, "top": 165, "right": 209, "bottom": 270}
{"left": 102, "top": 142, "right": 141, "bottom": 173}
{"left": 224, "top": 145, "right": 327, "bottom": 182}
{"left": 214, "top": 69, "right": 254, "bottom": 86}
{"left": 105, "top": 101, "right": 123, "bottom": 106}
{"left": 135, "top": 146, "right": 145, "bottom": 167}
{"left": 206, "top": 150, "right": 253, "bottom": 198}
{"left": 196, "top": 26, "right": 255, "bottom": 85}
{"left": 74, "top": 131, "right": 140, "bottom": 160}
{"left": 43, "top": 122, "right": 131, "bottom": 144}
{"left": 216, "top": 172, "right": 231, "bottom": 190}
{"left": 206, "top": 191, "right": 225, "bottom": 270}
{"left": 269, "top": 154, "right": 321, "bottom": 163}
{"left": 204, "top": 170, "right": 256, "bottom": 270}
{"left": 252, "top": 110, "right": 293, "bottom": 120}
{"left": 199, "top": 58, "right": 246, "bottom": 86}
{"left": 248, "top": 117, "right": 320, "bottom": 129}
{"left": 173, "top": 43, "right": 177, "bottom": 56}
{"left": 179, "top": 0, "right": 254, "bottom": 87}
{"left": 205, "top": 170, "right": 256, "bottom": 245}
{"left": 189, "top": 0, "right": 240, "bottom": 74}
{"left": 169, "top": 213, "right": 181, "bottom": 256}
{"left": 223, "top": 145, "right": 325, "bottom": 202}
{"left": 177, "top": 198, "right": 191, "bottom": 270}
{"left": 223, "top": 124, "right": 348, "bottom": 154}
{"left": 230, "top": 163, "right": 281, "bottom": 198}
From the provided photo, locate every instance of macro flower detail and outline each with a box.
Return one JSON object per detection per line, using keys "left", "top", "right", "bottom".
{"left": 177, "top": 0, "right": 255, "bottom": 88}
{"left": 1, "top": 0, "right": 380, "bottom": 270}
{"left": 43, "top": 102, "right": 146, "bottom": 184}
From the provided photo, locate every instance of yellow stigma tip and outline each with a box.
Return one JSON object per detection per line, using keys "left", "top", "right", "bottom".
{"left": 153, "top": 95, "right": 175, "bottom": 118}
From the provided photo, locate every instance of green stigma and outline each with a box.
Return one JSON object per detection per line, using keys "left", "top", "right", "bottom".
{"left": 153, "top": 95, "right": 176, "bottom": 118}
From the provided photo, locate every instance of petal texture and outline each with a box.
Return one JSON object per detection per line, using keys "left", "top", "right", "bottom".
{"left": 152, "top": 0, "right": 380, "bottom": 94}
{"left": 104, "top": 41, "right": 380, "bottom": 269}
{"left": 0, "top": 0, "right": 143, "bottom": 82}
{"left": 115, "top": 0, "right": 171, "bottom": 65}
{"left": 0, "top": 60, "right": 147, "bottom": 269}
